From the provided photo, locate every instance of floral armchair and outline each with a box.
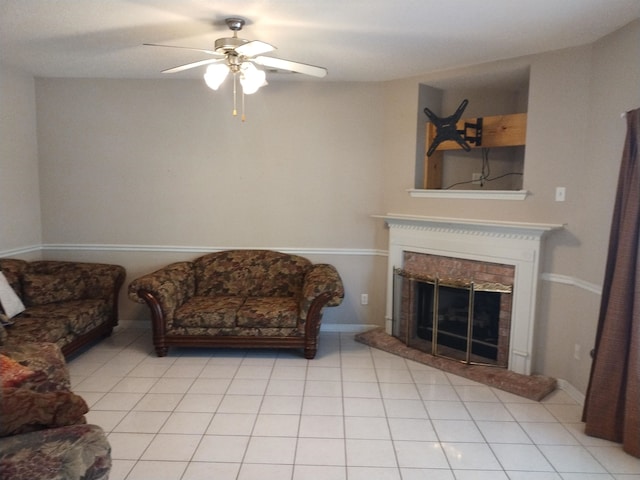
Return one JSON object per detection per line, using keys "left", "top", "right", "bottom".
{"left": 128, "top": 250, "right": 344, "bottom": 358}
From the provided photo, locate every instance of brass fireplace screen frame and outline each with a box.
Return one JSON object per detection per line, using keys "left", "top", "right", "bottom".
{"left": 393, "top": 268, "right": 513, "bottom": 367}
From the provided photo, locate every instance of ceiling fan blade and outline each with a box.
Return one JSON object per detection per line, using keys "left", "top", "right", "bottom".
{"left": 144, "top": 43, "right": 222, "bottom": 57}
{"left": 253, "top": 56, "right": 327, "bottom": 78}
{"left": 235, "top": 40, "right": 275, "bottom": 57}
{"left": 162, "top": 58, "right": 224, "bottom": 74}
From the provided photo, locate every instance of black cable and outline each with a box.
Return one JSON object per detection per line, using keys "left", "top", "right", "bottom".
{"left": 484, "top": 172, "right": 523, "bottom": 182}
{"left": 443, "top": 148, "right": 523, "bottom": 189}
{"left": 445, "top": 179, "right": 477, "bottom": 190}
{"left": 480, "top": 148, "right": 490, "bottom": 186}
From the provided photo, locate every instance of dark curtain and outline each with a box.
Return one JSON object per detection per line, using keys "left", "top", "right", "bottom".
{"left": 583, "top": 107, "right": 640, "bottom": 458}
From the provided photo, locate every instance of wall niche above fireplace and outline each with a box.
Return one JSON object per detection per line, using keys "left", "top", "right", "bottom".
{"left": 414, "top": 65, "right": 530, "bottom": 193}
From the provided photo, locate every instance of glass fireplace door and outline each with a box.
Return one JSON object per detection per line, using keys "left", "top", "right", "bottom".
{"left": 393, "top": 268, "right": 510, "bottom": 367}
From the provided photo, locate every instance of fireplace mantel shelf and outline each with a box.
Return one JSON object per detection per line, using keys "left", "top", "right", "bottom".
{"left": 374, "top": 214, "right": 565, "bottom": 236}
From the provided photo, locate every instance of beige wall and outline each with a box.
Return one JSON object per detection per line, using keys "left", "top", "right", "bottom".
{"left": 0, "top": 66, "right": 42, "bottom": 258}
{"left": 1, "top": 19, "right": 638, "bottom": 393}
{"left": 35, "top": 79, "right": 385, "bottom": 248}
{"left": 33, "top": 78, "right": 388, "bottom": 326}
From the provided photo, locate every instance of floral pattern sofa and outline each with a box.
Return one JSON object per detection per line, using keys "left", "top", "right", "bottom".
{"left": 129, "top": 249, "right": 344, "bottom": 358}
{"left": 0, "top": 259, "right": 125, "bottom": 357}
{"left": 0, "top": 342, "right": 111, "bottom": 480}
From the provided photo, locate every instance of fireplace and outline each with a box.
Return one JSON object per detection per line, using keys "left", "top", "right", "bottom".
{"left": 393, "top": 253, "right": 514, "bottom": 368}
{"left": 378, "top": 214, "right": 563, "bottom": 375}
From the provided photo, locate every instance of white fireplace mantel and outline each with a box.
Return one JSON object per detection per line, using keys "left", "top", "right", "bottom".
{"left": 376, "top": 214, "right": 564, "bottom": 375}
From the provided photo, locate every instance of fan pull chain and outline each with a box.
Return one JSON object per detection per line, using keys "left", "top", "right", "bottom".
{"left": 232, "top": 73, "right": 238, "bottom": 116}
{"left": 241, "top": 91, "right": 246, "bottom": 122}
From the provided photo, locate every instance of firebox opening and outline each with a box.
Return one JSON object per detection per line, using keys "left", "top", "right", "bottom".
{"left": 393, "top": 266, "right": 512, "bottom": 368}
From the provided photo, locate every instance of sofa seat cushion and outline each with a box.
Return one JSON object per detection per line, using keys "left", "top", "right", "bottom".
{"left": 0, "top": 423, "right": 111, "bottom": 480}
{"left": 174, "top": 296, "right": 244, "bottom": 328}
{"left": 4, "top": 318, "right": 71, "bottom": 346}
{"left": 173, "top": 296, "right": 300, "bottom": 329}
{"left": 21, "top": 300, "right": 110, "bottom": 336}
{"left": 237, "top": 297, "right": 299, "bottom": 328}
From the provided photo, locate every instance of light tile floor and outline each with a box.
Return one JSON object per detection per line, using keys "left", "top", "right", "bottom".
{"left": 68, "top": 324, "right": 640, "bottom": 480}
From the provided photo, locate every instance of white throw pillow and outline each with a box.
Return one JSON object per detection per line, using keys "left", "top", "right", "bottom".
{"left": 0, "top": 271, "right": 25, "bottom": 319}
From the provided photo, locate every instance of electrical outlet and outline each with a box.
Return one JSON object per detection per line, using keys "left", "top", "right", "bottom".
{"left": 555, "top": 187, "right": 566, "bottom": 202}
{"left": 360, "top": 293, "right": 369, "bottom": 305}
{"left": 472, "top": 173, "right": 482, "bottom": 185}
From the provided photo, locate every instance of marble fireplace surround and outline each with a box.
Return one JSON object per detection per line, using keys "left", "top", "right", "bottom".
{"left": 377, "top": 214, "right": 564, "bottom": 376}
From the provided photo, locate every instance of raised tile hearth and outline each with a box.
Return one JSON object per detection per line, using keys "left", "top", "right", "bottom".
{"left": 355, "top": 327, "right": 557, "bottom": 401}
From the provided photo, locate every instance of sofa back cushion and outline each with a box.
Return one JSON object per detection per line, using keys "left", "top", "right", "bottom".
{"left": 195, "top": 250, "right": 311, "bottom": 298}
{"left": 22, "top": 273, "right": 86, "bottom": 306}
{"left": 28, "top": 261, "right": 124, "bottom": 301}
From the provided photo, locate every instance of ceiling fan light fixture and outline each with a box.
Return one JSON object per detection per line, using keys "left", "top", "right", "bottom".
{"left": 204, "top": 63, "right": 229, "bottom": 90}
{"left": 240, "top": 62, "right": 267, "bottom": 94}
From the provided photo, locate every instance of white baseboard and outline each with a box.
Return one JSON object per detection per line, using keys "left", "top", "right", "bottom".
{"left": 556, "top": 378, "right": 586, "bottom": 405}
{"left": 115, "top": 319, "right": 150, "bottom": 329}
{"left": 321, "top": 323, "right": 380, "bottom": 333}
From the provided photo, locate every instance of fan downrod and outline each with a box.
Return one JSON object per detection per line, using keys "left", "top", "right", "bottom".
{"left": 215, "top": 17, "right": 249, "bottom": 53}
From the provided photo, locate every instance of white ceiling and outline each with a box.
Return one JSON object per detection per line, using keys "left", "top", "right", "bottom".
{"left": 1, "top": 0, "right": 639, "bottom": 83}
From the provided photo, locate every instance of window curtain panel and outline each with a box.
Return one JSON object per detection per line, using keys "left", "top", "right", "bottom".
{"left": 583, "top": 107, "right": 640, "bottom": 458}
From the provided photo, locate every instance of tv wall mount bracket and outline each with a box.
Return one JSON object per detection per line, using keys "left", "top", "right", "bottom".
{"left": 424, "top": 99, "right": 483, "bottom": 156}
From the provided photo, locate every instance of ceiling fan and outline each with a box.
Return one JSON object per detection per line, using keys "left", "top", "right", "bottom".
{"left": 146, "top": 17, "right": 327, "bottom": 120}
{"left": 146, "top": 17, "right": 327, "bottom": 89}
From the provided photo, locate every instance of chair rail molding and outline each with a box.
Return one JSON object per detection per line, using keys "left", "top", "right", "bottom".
{"left": 32, "top": 244, "right": 386, "bottom": 257}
